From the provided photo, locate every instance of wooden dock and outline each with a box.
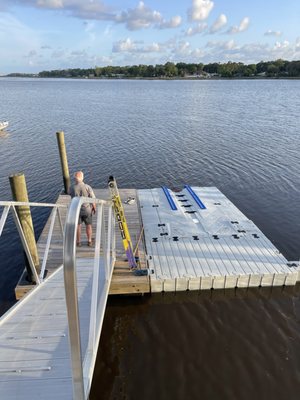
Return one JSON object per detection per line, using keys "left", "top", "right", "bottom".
{"left": 15, "top": 189, "right": 150, "bottom": 299}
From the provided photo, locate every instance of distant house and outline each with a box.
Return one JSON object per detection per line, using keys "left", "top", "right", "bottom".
{"left": 110, "top": 74, "right": 125, "bottom": 78}
{"left": 206, "top": 73, "right": 219, "bottom": 78}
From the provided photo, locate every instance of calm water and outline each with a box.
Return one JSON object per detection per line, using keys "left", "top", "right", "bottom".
{"left": 1, "top": 78, "right": 300, "bottom": 399}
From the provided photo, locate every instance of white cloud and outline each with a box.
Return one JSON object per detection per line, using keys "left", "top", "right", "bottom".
{"left": 3, "top": 1, "right": 181, "bottom": 31}
{"left": 37, "top": 0, "right": 63, "bottom": 8}
{"left": 185, "top": 22, "right": 207, "bottom": 36}
{"left": 191, "top": 48, "right": 205, "bottom": 58}
{"left": 115, "top": 1, "right": 161, "bottom": 30}
{"left": 172, "top": 41, "right": 191, "bottom": 56}
{"left": 112, "top": 38, "right": 137, "bottom": 52}
{"left": 103, "top": 24, "right": 113, "bottom": 37}
{"left": 264, "top": 30, "right": 282, "bottom": 37}
{"left": 188, "top": 0, "right": 214, "bottom": 21}
{"left": 112, "top": 38, "right": 162, "bottom": 54}
{"left": 70, "top": 49, "right": 87, "bottom": 56}
{"left": 112, "top": 36, "right": 300, "bottom": 67}
{"left": 159, "top": 15, "right": 182, "bottom": 29}
{"left": 227, "top": 17, "right": 250, "bottom": 34}
{"left": 3, "top": 0, "right": 115, "bottom": 21}
{"left": 210, "top": 14, "right": 227, "bottom": 33}
{"left": 48, "top": 46, "right": 112, "bottom": 69}
{"left": 204, "top": 39, "right": 300, "bottom": 64}
{"left": 95, "top": 55, "right": 113, "bottom": 65}
{"left": 116, "top": 2, "right": 181, "bottom": 31}
{"left": 206, "top": 39, "right": 237, "bottom": 51}
{"left": 224, "top": 39, "right": 236, "bottom": 50}
{"left": 145, "top": 42, "right": 162, "bottom": 52}
{"left": 274, "top": 40, "right": 289, "bottom": 49}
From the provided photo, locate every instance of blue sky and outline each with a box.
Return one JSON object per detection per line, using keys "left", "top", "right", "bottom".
{"left": 0, "top": 0, "right": 299, "bottom": 73}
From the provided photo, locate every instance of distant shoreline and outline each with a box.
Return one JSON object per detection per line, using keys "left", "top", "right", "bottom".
{"left": 3, "top": 59, "right": 300, "bottom": 80}
{"left": 2, "top": 75, "right": 300, "bottom": 80}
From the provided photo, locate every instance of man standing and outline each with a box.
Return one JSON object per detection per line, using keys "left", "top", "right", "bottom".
{"left": 69, "top": 171, "right": 96, "bottom": 247}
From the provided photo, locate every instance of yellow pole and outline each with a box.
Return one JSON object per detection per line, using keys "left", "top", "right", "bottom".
{"left": 56, "top": 131, "right": 70, "bottom": 194}
{"left": 9, "top": 173, "right": 40, "bottom": 281}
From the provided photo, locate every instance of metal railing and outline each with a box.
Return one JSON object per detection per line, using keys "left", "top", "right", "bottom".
{"left": 63, "top": 197, "right": 116, "bottom": 400}
{"left": 0, "top": 201, "right": 67, "bottom": 284}
{"left": 0, "top": 197, "right": 116, "bottom": 399}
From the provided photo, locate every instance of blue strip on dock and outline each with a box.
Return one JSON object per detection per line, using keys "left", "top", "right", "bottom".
{"left": 184, "top": 185, "right": 206, "bottom": 209}
{"left": 161, "top": 186, "right": 177, "bottom": 210}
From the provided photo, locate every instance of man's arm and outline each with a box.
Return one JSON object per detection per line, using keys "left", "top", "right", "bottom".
{"left": 86, "top": 185, "right": 96, "bottom": 213}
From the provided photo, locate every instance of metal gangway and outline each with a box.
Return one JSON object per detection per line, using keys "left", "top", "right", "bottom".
{"left": 0, "top": 197, "right": 116, "bottom": 400}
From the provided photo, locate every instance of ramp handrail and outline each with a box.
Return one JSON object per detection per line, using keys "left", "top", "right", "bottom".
{"left": 0, "top": 200, "right": 67, "bottom": 283}
{"left": 63, "top": 197, "right": 116, "bottom": 400}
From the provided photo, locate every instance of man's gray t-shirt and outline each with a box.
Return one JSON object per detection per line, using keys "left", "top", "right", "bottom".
{"left": 69, "top": 182, "right": 95, "bottom": 214}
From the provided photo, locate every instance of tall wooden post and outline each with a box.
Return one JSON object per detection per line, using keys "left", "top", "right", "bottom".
{"left": 56, "top": 131, "right": 70, "bottom": 194}
{"left": 9, "top": 173, "right": 40, "bottom": 282}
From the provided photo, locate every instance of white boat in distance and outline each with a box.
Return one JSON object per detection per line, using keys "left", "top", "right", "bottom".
{"left": 0, "top": 121, "right": 9, "bottom": 131}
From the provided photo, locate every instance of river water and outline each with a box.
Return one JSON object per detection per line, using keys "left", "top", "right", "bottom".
{"left": 0, "top": 78, "right": 300, "bottom": 399}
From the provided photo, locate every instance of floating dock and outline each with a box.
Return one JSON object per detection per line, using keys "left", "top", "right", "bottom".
{"left": 139, "top": 186, "right": 300, "bottom": 292}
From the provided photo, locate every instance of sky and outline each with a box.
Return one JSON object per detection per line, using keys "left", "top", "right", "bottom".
{"left": 0, "top": 0, "right": 299, "bottom": 74}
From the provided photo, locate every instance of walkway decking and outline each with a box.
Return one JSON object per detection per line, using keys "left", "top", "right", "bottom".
{"left": 138, "top": 186, "right": 300, "bottom": 292}
{"left": 16, "top": 189, "right": 150, "bottom": 299}
{"left": 0, "top": 261, "right": 94, "bottom": 399}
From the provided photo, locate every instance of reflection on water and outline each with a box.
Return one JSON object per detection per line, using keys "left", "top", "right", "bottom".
{"left": 92, "top": 285, "right": 300, "bottom": 400}
{"left": 0, "top": 130, "right": 9, "bottom": 139}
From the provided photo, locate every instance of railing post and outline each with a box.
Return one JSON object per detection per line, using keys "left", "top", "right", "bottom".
{"left": 64, "top": 197, "right": 85, "bottom": 400}
{"left": 39, "top": 207, "right": 58, "bottom": 280}
{"left": 88, "top": 203, "right": 103, "bottom": 352}
{"left": 9, "top": 173, "right": 40, "bottom": 282}
{"left": 56, "top": 131, "right": 70, "bottom": 194}
{"left": 106, "top": 205, "right": 113, "bottom": 276}
{"left": 63, "top": 197, "right": 115, "bottom": 400}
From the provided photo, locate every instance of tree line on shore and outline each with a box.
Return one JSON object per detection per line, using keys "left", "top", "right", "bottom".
{"left": 9, "top": 59, "right": 300, "bottom": 79}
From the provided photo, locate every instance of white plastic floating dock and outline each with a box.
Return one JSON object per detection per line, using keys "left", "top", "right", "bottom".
{"left": 138, "top": 186, "right": 300, "bottom": 292}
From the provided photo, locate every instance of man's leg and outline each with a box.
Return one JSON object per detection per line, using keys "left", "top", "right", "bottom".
{"left": 86, "top": 224, "right": 92, "bottom": 244}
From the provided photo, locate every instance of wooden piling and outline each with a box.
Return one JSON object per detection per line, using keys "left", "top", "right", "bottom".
{"left": 9, "top": 173, "right": 40, "bottom": 281}
{"left": 56, "top": 131, "right": 70, "bottom": 194}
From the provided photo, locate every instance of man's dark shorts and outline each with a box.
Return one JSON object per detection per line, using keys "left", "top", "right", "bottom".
{"left": 78, "top": 207, "right": 92, "bottom": 225}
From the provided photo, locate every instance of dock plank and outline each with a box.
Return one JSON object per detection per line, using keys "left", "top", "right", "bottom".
{"left": 16, "top": 189, "right": 150, "bottom": 299}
